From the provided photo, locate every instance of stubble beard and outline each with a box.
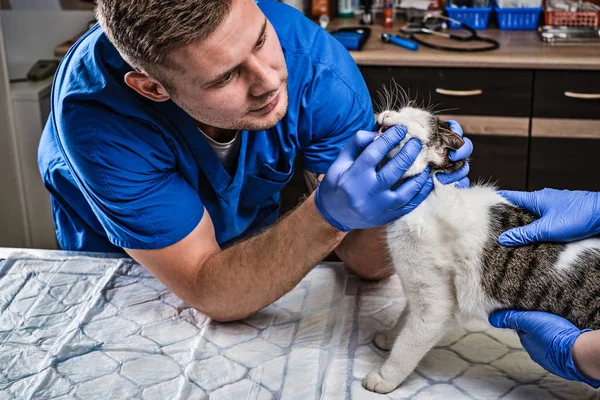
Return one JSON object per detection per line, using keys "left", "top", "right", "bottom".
{"left": 177, "top": 81, "right": 289, "bottom": 133}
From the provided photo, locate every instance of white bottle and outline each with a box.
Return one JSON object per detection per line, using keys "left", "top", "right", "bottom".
{"left": 339, "top": 0, "right": 355, "bottom": 17}
{"left": 281, "top": 0, "right": 305, "bottom": 12}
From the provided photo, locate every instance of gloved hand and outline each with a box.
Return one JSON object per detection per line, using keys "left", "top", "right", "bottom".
{"left": 497, "top": 189, "right": 600, "bottom": 246}
{"left": 315, "top": 126, "right": 433, "bottom": 232}
{"left": 489, "top": 310, "right": 600, "bottom": 388}
{"left": 435, "top": 120, "right": 473, "bottom": 189}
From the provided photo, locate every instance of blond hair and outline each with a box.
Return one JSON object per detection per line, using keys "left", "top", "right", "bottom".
{"left": 95, "top": 0, "right": 233, "bottom": 90}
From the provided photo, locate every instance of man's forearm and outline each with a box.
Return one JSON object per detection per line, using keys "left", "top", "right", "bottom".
{"left": 195, "top": 192, "right": 346, "bottom": 321}
{"left": 335, "top": 227, "right": 394, "bottom": 280}
{"left": 304, "top": 170, "right": 394, "bottom": 281}
{"left": 573, "top": 330, "right": 600, "bottom": 380}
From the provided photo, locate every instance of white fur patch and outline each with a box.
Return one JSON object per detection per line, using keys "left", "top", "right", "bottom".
{"left": 377, "top": 108, "right": 444, "bottom": 178}
{"left": 554, "top": 238, "right": 600, "bottom": 273}
{"left": 386, "top": 183, "right": 509, "bottom": 324}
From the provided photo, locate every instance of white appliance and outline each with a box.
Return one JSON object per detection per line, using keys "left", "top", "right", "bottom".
{"left": 10, "top": 77, "right": 57, "bottom": 249}
{"left": 0, "top": 10, "right": 94, "bottom": 249}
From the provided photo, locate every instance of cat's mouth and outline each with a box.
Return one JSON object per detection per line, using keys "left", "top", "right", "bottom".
{"left": 378, "top": 121, "right": 425, "bottom": 137}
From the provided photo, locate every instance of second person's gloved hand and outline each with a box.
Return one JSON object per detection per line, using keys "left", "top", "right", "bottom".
{"left": 489, "top": 310, "right": 600, "bottom": 387}
{"left": 498, "top": 189, "right": 600, "bottom": 246}
{"left": 315, "top": 126, "right": 433, "bottom": 232}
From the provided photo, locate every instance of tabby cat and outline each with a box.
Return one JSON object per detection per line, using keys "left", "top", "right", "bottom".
{"left": 362, "top": 105, "right": 600, "bottom": 394}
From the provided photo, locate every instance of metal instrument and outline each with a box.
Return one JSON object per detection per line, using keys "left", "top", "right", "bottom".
{"left": 538, "top": 25, "right": 600, "bottom": 45}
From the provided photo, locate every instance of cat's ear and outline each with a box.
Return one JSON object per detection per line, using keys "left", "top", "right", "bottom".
{"left": 440, "top": 127, "right": 465, "bottom": 150}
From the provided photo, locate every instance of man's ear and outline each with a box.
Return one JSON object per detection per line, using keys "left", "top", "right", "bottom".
{"left": 124, "top": 70, "right": 171, "bottom": 102}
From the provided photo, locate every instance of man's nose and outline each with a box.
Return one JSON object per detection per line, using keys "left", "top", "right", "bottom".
{"left": 247, "top": 55, "right": 279, "bottom": 98}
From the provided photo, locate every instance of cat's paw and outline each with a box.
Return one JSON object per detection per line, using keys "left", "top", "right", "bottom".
{"left": 374, "top": 329, "right": 395, "bottom": 351}
{"left": 363, "top": 370, "right": 399, "bottom": 394}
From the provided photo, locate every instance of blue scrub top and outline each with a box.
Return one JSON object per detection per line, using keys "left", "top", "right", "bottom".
{"left": 38, "top": 0, "right": 374, "bottom": 253}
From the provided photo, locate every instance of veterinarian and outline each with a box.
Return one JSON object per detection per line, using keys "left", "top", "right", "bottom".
{"left": 38, "top": 0, "right": 472, "bottom": 322}
{"left": 492, "top": 189, "right": 600, "bottom": 387}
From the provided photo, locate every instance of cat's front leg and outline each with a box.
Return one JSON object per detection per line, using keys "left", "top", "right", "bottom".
{"left": 363, "top": 283, "right": 455, "bottom": 394}
{"left": 374, "top": 306, "right": 409, "bottom": 351}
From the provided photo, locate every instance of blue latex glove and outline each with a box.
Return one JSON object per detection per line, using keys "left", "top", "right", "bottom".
{"left": 498, "top": 188, "right": 600, "bottom": 246}
{"left": 369, "top": 119, "right": 472, "bottom": 189}
{"left": 489, "top": 310, "right": 600, "bottom": 388}
{"left": 315, "top": 126, "right": 434, "bottom": 232}
{"left": 436, "top": 120, "right": 472, "bottom": 189}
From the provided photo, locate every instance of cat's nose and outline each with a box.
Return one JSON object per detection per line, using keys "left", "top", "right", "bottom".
{"left": 378, "top": 116, "right": 391, "bottom": 136}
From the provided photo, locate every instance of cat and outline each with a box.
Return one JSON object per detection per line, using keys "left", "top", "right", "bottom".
{"left": 362, "top": 105, "right": 600, "bottom": 394}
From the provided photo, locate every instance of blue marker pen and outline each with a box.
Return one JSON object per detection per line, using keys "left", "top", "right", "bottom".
{"left": 381, "top": 33, "right": 419, "bottom": 51}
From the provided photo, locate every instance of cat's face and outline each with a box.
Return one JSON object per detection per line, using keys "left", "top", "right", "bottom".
{"left": 376, "top": 106, "right": 466, "bottom": 179}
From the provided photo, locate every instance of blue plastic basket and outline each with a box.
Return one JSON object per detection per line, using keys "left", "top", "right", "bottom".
{"left": 445, "top": 5, "right": 493, "bottom": 29}
{"left": 495, "top": 5, "right": 543, "bottom": 30}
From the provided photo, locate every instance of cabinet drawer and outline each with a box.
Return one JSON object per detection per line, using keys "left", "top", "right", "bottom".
{"left": 529, "top": 137, "right": 600, "bottom": 191}
{"left": 533, "top": 70, "right": 600, "bottom": 120}
{"left": 469, "top": 134, "right": 528, "bottom": 190}
{"left": 529, "top": 118, "right": 600, "bottom": 191}
{"left": 359, "top": 67, "right": 533, "bottom": 117}
{"left": 433, "top": 115, "right": 528, "bottom": 190}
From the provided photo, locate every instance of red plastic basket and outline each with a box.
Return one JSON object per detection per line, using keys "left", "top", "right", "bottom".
{"left": 544, "top": 9, "right": 599, "bottom": 26}
{"left": 544, "top": 0, "right": 600, "bottom": 27}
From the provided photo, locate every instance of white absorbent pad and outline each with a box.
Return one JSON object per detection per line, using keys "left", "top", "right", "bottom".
{"left": 0, "top": 249, "right": 597, "bottom": 399}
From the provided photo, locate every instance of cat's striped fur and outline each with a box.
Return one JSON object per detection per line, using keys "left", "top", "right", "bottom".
{"left": 483, "top": 204, "right": 600, "bottom": 330}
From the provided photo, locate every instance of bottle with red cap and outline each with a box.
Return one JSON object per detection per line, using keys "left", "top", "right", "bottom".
{"left": 383, "top": 0, "right": 394, "bottom": 29}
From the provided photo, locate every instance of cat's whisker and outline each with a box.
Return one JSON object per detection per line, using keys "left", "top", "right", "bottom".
{"left": 427, "top": 89, "right": 433, "bottom": 111}
{"left": 384, "top": 83, "right": 392, "bottom": 112}
{"left": 375, "top": 91, "right": 387, "bottom": 114}
{"left": 415, "top": 87, "right": 421, "bottom": 109}
{"left": 394, "top": 82, "right": 403, "bottom": 109}
{"left": 432, "top": 107, "right": 460, "bottom": 115}
{"left": 428, "top": 102, "right": 442, "bottom": 111}
{"left": 389, "top": 78, "right": 397, "bottom": 108}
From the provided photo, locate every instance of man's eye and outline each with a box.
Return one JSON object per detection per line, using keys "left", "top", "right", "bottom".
{"left": 219, "top": 71, "right": 235, "bottom": 85}
{"left": 257, "top": 34, "right": 266, "bottom": 48}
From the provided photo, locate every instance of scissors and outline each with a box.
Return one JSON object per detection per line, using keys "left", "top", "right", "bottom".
{"left": 400, "top": 13, "right": 500, "bottom": 52}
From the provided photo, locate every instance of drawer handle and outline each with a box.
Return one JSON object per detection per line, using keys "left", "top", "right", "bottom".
{"left": 564, "top": 91, "right": 600, "bottom": 100}
{"left": 435, "top": 88, "right": 483, "bottom": 97}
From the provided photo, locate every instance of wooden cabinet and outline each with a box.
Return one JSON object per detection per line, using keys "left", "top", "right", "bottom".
{"left": 529, "top": 70, "right": 600, "bottom": 191}
{"left": 359, "top": 66, "right": 533, "bottom": 117}
{"left": 467, "top": 134, "right": 528, "bottom": 190}
{"left": 358, "top": 66, "right": 600, "bottom": 193}
{"left": 533, "top": 70, "right": 600, "bottom": 120}
{"left": 529, "top": 136, "right": 600, "bottom": 191}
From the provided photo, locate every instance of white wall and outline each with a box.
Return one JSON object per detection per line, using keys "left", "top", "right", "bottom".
{"left": 0, "top": 17, "right": 29, "bottom": 248}
{"left": 1, "top": 9, "right": 94, "bottom": 79}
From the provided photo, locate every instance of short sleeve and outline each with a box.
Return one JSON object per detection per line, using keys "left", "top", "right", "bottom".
{"left": 56, "top": 105, "right": 204, "bottom": 250}
{"left": 299, "top": 45, "right": 375, "bottom": 174}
